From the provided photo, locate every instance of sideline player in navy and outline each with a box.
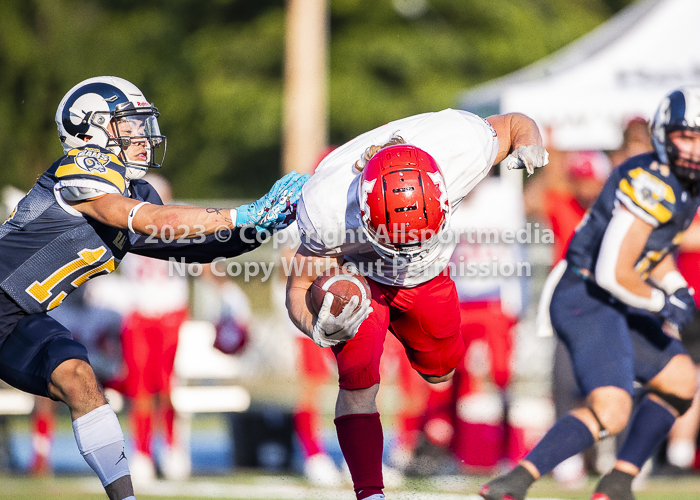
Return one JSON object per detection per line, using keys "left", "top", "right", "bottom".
{"left": 481, "top": 86, "right": 700, "bottom": 500}
{"left": 0, "top": 76, "right": 308, "bottom": 500}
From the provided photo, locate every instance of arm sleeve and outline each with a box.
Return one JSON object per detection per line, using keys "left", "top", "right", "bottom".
{"left": 127, "top": 180, "right": 263, "bottom": 262}
{"left": 129, "top": 227, "right": 262, "bottom": 263}
{"left": 594, "top": 206, "right": 666, "bottom": 312}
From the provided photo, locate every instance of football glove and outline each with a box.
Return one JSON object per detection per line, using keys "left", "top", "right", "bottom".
{"left": 659, "top": 287, "right": 696, "bottom": 333}
{"left": 311, "top": 293, "right": 373, "bottom": 348}
{"left": 235, "top": 171, "right": 310, "bottom": 232}
{"left": 505, "top": 145, "right": 549, "bottom": 175}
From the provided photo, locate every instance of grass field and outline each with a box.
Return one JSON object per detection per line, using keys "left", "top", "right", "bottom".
{"left": 0, "top": 472, "right": 698, "bottom": 500}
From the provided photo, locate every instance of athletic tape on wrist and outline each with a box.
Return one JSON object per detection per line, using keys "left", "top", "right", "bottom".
{"left": 127, "top": 201, "right": 150, "bottom": 234}
{"left": 230, "top": 208, "right": 238, "bottom": 227}
{"left": 659, "top": 271, "right": 689, "bottom": 295}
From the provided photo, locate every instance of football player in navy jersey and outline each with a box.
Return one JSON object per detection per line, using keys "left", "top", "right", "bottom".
{"left": 481, "top": 87, "right": 700, "bottom": 500}
{"left": 0, "top": 76, "right": 308, "bottom": 500}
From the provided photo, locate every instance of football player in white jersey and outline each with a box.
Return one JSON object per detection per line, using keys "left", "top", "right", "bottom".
{"left": 286, "top": 109, "right": 548, "bottom": 500}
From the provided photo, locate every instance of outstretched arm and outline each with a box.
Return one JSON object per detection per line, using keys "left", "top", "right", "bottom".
{"left": 68, "top": 170, "right": 309, "bottom": 237}
{"left": 70, "top": 194, "right": 236, "bottom": 237}
{"left": 486, "top": 113, "right": 548, "bottom": 173}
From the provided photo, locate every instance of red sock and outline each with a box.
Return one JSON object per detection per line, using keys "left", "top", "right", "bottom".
{"left": 293, "top": 410, "right": 323, "bottom": 458}
{"left": 33, "top": 411, "right": 55, "bottom": 442}
{"left": 395, "top": 413, "right": 422, "bottom": 451}
{"left": 31, "top": 411, "right": 55, "bottom": 471}
{"left": 335, "top": 413, "right": 383, "bottom": 500}
{"left": 164, "top": 406, "right": 176, "bottom": 447}
{"left": 131, "top": 410, "right": 153, "bottom": 456}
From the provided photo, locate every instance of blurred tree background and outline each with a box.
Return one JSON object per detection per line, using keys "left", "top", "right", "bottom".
{"left": 0, "top": 0, "right": 636, "bottom": 198}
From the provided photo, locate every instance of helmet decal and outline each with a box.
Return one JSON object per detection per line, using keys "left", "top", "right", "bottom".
{"left": 426, "top": 170, "right": 449, "bottom": 214}
{"left": 360, "top": 178, "right": 377, "bottom": 227}
{"left": 61, "top": 82, "right": 130, "bottom": 139}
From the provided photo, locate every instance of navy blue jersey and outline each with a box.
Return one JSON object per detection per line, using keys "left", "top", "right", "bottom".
{"left": 567, "top": 152, "right": 700, "bottom": 278}
{"left": 0, "top": 145, "right": 259, "bottom": 317}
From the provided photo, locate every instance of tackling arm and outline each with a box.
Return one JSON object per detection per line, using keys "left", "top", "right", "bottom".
{"left": 68, "top": 169, "right": 308, "bottom": 236}
{"left": 70, "top": 193, "right": 236, "bottom": 238}
{"left": 679, "top": 215, "right": 700, "bottom": 252}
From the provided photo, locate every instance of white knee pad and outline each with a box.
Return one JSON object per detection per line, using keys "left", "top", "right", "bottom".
{"left": 72, "top": 404, "right": 130, "bottom": 487}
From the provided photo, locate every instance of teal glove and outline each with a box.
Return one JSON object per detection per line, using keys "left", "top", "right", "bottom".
{"left": 235, "top": 171, "right": 310, "bottom": 231}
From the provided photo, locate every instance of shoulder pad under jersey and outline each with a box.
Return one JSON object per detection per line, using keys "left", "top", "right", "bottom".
{"left": 53, "top": 146, "right": 128, "bottom": 196}
{"left": 616, "top": 163, "right": 676, "bottom": 227}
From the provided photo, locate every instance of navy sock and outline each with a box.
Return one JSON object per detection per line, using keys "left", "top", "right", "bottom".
{"left": 525, "top": 414, "right": 594, "bottom": 476}
{"left": 618, "top": 396, "right": 676, "bottom": 469}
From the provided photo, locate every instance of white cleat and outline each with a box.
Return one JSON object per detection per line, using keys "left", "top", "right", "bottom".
{"left": 161, "top": 446, "right": 191, "bottom": 481}
{"left": 129, "top": 451, "right": 156, "bottom": 485}
{"left": 382, "top": 463, "right": 404, "bottom": 489}
{"left": 303, "top": 453, "right": 344, "bottom": 488}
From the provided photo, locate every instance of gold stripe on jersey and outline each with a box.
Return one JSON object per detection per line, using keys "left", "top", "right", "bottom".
{"left": 48, "top": 291, "right": 68, "bottom": 311}
{"left": 26, "top": 247, "right": 107, "bottom": 303}
{"left": 618, "top": 168, "right": 675, "bottom": 224}
{"left": 55, "top": 163, "right": 126, "bottom": 193}
{"left": 56, "top": 147, "right": 126, "bottom": 193}
{"left": 71, "top": 257, "right": 116, "bottom": 288}
{"left": 4, "top": 207, "right": 17, "bottom": 224}
{"left": 634, "top": 249, "right": 666, "bottom": 279}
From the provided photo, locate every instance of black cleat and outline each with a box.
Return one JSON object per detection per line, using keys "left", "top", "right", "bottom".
{"left": 479, "top": 465, "right": 535, "bottom": 500}
{"left": 592, "top": 469, "right": 635, "bottom": 500}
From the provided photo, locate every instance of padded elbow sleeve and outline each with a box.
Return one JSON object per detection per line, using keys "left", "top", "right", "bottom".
{"left": 595, "top": 207, "right": 665, "bottom": 312}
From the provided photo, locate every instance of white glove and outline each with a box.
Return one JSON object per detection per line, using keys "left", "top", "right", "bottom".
{"left": 505, "top": 145, "right": 549, "bottom": 175}
{"left": 311, "top": 293, "right": 373, "bottom": 348}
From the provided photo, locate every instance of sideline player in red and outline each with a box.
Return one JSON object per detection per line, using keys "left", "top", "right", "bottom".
{"left": 285, "top": 109, "right": 548, "bottom": 500}
{"left": 117, "top": 174, "right": 191, "bottom": 482}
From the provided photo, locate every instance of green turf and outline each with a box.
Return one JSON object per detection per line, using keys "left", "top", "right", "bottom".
{"left": 0, "top": 474, "right": 699, "bottom": 500}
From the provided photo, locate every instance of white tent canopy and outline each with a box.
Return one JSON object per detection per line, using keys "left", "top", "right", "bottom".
{"left": 458, "top": 0, "right": 700, "bottom": 151}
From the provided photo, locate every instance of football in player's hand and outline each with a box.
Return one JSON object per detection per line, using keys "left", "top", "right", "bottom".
{"left": 310, "top": 267, "right": 371, "bottom": 317}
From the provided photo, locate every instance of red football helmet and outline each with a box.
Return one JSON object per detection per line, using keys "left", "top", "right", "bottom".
{"left": 359, "top": 144, "right": 449, "bottom": 260}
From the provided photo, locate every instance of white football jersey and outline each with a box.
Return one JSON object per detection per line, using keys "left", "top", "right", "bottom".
{"left": 297, "top": 109, "right": 499, "bottom": 287}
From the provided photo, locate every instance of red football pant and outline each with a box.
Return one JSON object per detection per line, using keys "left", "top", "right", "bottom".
{"left": 332, "top": 273, "right": 464, "bottom": 390}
